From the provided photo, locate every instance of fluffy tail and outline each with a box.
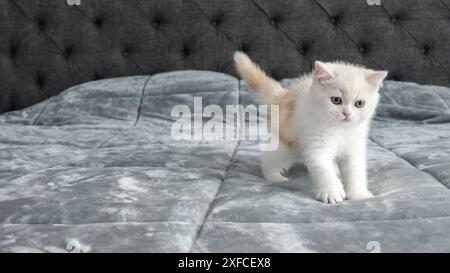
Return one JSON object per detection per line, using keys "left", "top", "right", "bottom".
{"left": 233, "top": 51, "right": 286, "bottom": 104}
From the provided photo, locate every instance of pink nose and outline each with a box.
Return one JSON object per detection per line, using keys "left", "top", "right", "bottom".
{"left": 343, "top": 111, "right": 351, "bottom": 119}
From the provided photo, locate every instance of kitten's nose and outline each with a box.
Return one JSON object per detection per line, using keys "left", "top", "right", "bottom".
{"left": 343, "top": 111, "right": 351, "bottom": 119}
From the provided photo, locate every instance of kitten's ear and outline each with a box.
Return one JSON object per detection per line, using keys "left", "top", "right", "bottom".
{"left": 366, "top": 70, "right": 388, "bottom": 89}
{"left": 314, "top": 61, "right": 334, "bottom": 84}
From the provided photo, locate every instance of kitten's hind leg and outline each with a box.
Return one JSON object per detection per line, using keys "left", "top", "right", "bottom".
{"left": 260, "top": 143, "right": 292, "bottom": 182}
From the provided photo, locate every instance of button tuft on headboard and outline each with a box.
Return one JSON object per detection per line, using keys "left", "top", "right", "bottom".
{"left": 37, "top": 19, "right": 47, "bottom": 30}
{"left": 152, "top": 14, "right": 164, "bottom": 29}
{"left": 270, "top": 19, "right": 277, "bottom": 26}
{"left": 329, "top": 16, "right": 338, "bottom": 25}
{"left": 123, "top": 47, "right": 132, "bottom": 57}
{"left": 359, "top": 46, "right": 366, "bottom": 54}
{"left": 94, "top": 18, "right": 104, "bottom": 28}
{"left": 269, "top": 15, "right": 281, "bottom": 27}
{"left": 211, "top": 18, "right": 219, "bottom": 27}
{"left": 152, "top": 19, "right": 160, "bottom": 28}
{"left": 298, "top": 44, "right": 308, "bottom": 55}
{"left": 239, "top": 43, "right": 249, "bottom": 53}
{"left": 63, "top": 47, "right": 73, "bottom": 59}
{"left": 35, "top": 75, "right": 45, "bottom": 88}
{"left": 181, "top": 45, "right": 190, "bottom": 58}
{"left": 93, "top": 72, "right": 103, "bottom": 81}
{"left": 9, "top": 46, "right": 17, "bottom": 59}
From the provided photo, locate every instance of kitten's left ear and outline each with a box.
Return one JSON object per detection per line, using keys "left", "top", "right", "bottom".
{"left": 366, "top": 70, "right": 388, "bottom": 89}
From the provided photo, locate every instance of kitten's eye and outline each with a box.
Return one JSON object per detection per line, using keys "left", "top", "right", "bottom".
{"left": 354, "top": 100, "right": 365, "bottom": 108}
{"left": 330, "top": 96, "right": 342, "bottom": 105}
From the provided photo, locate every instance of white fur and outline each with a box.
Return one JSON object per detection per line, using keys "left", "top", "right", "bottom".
{"left": 261, "top": 142, "right": 292, "bottom": 182}
{"left": 235, "top": 52, "right": 387, "bottom": 204}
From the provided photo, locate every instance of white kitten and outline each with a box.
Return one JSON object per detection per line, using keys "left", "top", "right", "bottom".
{"left": 234, "top": 52, "right": 388, "bottom": 204}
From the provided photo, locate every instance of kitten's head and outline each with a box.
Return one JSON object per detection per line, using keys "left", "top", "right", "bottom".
{"left": 309, "top": 61, "right": 387, "bottom": 126}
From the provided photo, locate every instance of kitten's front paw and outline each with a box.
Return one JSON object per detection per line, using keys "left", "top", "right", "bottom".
{"left": 316, "top": 184, "right": 346, "bottom": 204}
{"left": 346, "top": 190, "right": 374, "bottom": 200}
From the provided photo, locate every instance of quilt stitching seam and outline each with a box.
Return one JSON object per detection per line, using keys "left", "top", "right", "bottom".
{"left": 436, "top": 93, "right": 450, "bottom": 111}
{"left": 369, "top": 136, "right": 448, "bottom": 189}
{"left": 31, "top": 102, "right": 51, "bottom": 126}
{"left": 188, "top": 79, "right": 242, "bottom": 252}
{"left": 133, "top": 76, "right": 153, "bottom": 126}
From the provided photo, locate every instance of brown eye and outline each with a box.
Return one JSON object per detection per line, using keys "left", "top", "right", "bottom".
{"left": 331, "top": 96, "right": 342, "bottom": 105}
{"left": 355, "top": 100, "right": 365, "bottom": 108}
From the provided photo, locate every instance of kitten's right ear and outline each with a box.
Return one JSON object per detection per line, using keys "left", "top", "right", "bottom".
{"left": 366, "top": 70, "right": 388, "bottom": 89}
{"left": 314, "top": 61, "right": 334, "bottom": 84}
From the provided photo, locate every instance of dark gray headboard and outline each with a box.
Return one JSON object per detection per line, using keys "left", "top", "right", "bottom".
{"left": 1, "top": 0, "right": 450, "bottom": 113}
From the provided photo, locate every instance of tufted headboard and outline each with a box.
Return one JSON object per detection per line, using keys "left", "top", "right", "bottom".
{"left": 1, "top": 0, "right": 450, "bottom": 113}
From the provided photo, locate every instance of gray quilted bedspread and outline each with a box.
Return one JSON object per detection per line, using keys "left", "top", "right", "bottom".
{"left": 1, "top": 71, "right": 450, "bottom": 253}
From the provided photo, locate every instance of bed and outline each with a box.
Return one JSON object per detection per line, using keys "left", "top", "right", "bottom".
{"left": 1, "top": 70, "right": 450, "bottom": 252}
